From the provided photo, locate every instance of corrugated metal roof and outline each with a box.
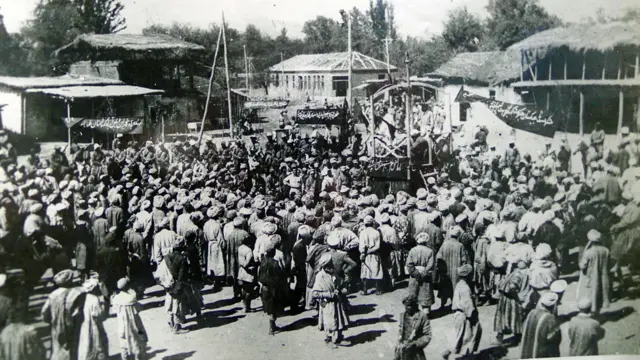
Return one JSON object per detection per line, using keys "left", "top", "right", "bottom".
{"left": 25, "top": 85, "right": 163, "bottom": 99}
{"left": 269, "top": 52, "right": 397, "bottom": 72}
{"left": 0, "top": 75, "right": 123, "bottom": 90}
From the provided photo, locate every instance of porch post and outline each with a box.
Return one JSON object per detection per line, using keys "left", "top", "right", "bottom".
{"left": 579, "top": 90, "right": 585, "bottom": 136}
{"left": 66, "top": 101, "right": 72, "bottom": 155}
{"left": 618, "top": 90, "right": 624, "bottom": 135}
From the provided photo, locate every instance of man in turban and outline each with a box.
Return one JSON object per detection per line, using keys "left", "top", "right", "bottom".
{"left": 203, "top": 206, "right": 226, "bottom": 289}
{"left": 224, "top": 217, "right": 251, "bottom": 300}
{"left": 406, "top": 233, "right": 435, "bottom": 314}
{"left": 436, "top": 226, "right": 469, "bottom": 307}
{"left": 395, "top": 294, "right": 432, "bottom": 360}
{"left": 577, "top": 229, "right": 610, "bottom": 315}
{"left": 567, "top": 298, "right": 605, "bottom": 356}
{"left": 521, "top": 292, "right": 561, "bottom": 359}
{"left": 41, "top": 269, "right": 85, "bottom": 360}
{"left": 359, "top": 215, "right": 384, "bottom": 295}
{"left": 444, "top": 264, "right": 481, "bottom": 359}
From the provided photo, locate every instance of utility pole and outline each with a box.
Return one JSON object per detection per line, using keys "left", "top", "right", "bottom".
{"left": 405, "top": 50, "right": 411, "bottom": 155}
{"left": 384, "top": 6, "right": 392, "bottom": 106}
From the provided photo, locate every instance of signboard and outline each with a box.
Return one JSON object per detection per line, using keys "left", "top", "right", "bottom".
{"left": 244, "top": 99, "right": 289, "bottom": 110}
{"left": 369, "top": 158, "right": 412, "bottom": 180}
{"left": 457, "top": 90, "right": 556, "bottom": 138}
{"left": 295, "top": 108, "right": 344, "bottom": 125}
{"left": 77, "top": 117, "right": 144, "bottom": 134}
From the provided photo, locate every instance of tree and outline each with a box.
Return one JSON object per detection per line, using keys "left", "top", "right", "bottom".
{"left": 586, "top": 6, "right": 640, "bottom": 23}
{"left": 0, "top": 12, "right": 29, "bottom": 75}
{"left": 19, "top": 0, "right": 126, "bottom": 75}
{"left": 302, "top": 16, "right": 340, "bottom": 53}
{"left": 442, "top": 6, "right": 484, "bottom": 53}
{"left": 74, "top": 0, "right": 126, "bottom": 34}
{"left": 485, "top": 0, "right": 561, "bottom": 50}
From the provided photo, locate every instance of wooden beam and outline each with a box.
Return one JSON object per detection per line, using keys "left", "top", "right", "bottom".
{"left": 618, "top": 90, "right": 624, "bottom": 135}
{"left": 602, "top": 54, "right": 607, "bottom": 80}
{"left": 636, "top": 53, "right": 639, "bottom": 78}
{"left": 66, "top": 101, "right": 72, "bottom": 155}
{"left": 520, "top": 50, "right": 524, "bottom": 82}
{"left": 579, "top": 91, "right": 585, "bottom": 136}
{"left": 546, "top": 90, "right": 551, "bottom": 111}
{"left": 618, "top": 58, "right": 622, "bottom": 80}
{"left": 549, "top": 60, "right": 552, "bottom": 81}
{"left": 582, "top": 52, "right": 587, "bottom": 80}
{"left": 564, "top": 54, "right": 568, "bottom": 80}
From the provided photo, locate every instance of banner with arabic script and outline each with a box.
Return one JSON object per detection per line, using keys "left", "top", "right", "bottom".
{"left": 458, "top": 90, "right": 556, "bottom": 138}
{"left": 244, "top": 99, "right": 289, "bottom": 110}
{"left": 295, "top": 108, "right": 344, "bottom": 125}
{"left": 77, "top": 117, "right": 144, "bottom": 134}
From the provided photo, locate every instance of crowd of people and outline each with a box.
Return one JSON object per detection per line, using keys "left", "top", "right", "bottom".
{"left": 0, "top": 113, "right": 637, "bottom": 360}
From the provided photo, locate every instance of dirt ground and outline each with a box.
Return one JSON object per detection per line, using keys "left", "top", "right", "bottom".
{"left": 27, "top": 266, "right": 640, "bottom": 360}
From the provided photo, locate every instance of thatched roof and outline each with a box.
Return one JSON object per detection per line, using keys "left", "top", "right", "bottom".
{"left": 55, "top": 34, "right": 206, "bottom": 61}
{"left": 269, "top": 52, "right": 397, "bottom": 72}
{"left": 509, "top": 22, "right": 640, "bottom": 52}
{"left": 429, "top": 51, "right": 522, "bottom": 85}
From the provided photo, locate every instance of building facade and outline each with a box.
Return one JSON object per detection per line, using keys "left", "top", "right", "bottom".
{"left": 268, "top": 52, "right": 397, "bottom": 100}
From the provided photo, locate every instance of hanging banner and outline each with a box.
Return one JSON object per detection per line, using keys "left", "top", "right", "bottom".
{"left": 243, "top": 99, "right": 289, "bottom": 110}
{"left": 295, "top": 108, "right": 344, "bottom": 125}
{"left": 63, "top": 117, "right": 85, "bottom": 128}
{"left": 77, "top": 117, "right": 144, "bottom": 134}
{"left": 457, "top": 90, "right": 556, "bottom": 138}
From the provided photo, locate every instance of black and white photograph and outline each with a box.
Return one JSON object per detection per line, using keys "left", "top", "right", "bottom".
{"left": 0, "top": 0, "right": 639, "bottom": 359}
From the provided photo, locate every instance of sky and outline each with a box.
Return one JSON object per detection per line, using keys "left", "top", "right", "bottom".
{"left": 1, "top": 0, "right": 638, "bottom": 38}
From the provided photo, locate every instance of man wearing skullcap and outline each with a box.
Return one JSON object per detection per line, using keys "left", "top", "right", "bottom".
{"left": 406, "top": 233, "right": 435, "bottom": 314}
{"left": 445, "top": 264, "right": 481, "bottom": 359}
{"left": 311, "top": 252, "right": 350, "bottom": 347}
{"left": 520, "top": 291, "right": 561, "bottom": 359}
{"left": 359, "top": 215, "right": 384, "bottom": 295}
{"left": 105, "top": 193, "right": 125, "bottom": 231}
{"left": 395, "top": 291, "right": 432, "bottom": 360}
{"left": 567, "top": 297, "right": 605, "bottom": 356}
{"left": 436, "top": 226, "right": 469, "bottom": 306}
{"left": 253, "top": 222, "right": 281, "bottom": 263}
{"left": 577, "top": 229, "right": 610, "bottom": 315}
{"left": 42, "top": 269, "right": 85, "bottom": 360}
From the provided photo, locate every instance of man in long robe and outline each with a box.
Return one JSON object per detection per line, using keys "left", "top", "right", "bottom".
{"left": 359, "top": 216, "right": 384, "bottom": 295}
{"left": 41, "top": 270, "right": 86, "bottom": 360}
{"left": 405, "top": 233, "right": 434, "bottom": 313}
{"left": 0, "top": 308, "right": 46, "bottom": 360}
{"left": 153, "top": 218, "right": 179, "bottom": 264}
{"left": 436, "top": 226, "right": 468, "bottom": 306}
{"left": 445, "top": 264, "right": 481, "bottom": 359}
{"left": 312, "top": 253, "right": 350, "bottom": 347}
{"left": 203, "top": 207, "right": 226, "bottom": 283}
{"left": 520, "top": 292, "right": 561, "bottom": 359}
{"left": 568, "top": 298, "right": 605, "bottom": 356}
{"left": 577, "top": 229, "right": 610, "bottom": 315}
{"left": 224, "top": 217, "right": 251, "bottom": 299}
{"left": 395, "top": 294, "right": 432, "bottom": 360}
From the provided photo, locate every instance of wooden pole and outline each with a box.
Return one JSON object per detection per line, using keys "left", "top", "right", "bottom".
{"left": 582, "top": 52, "right": 586, "bottom": 80}
{"left": 520, "top": 50, "right": 524, "bottom": 82}
{"left": 197, "top": 26, "right": 222, "bottom": 146}
{"left": 618, "top": 58, "right": 622, "bottom": 80}
{"left": 280, "top": 52, "right": 285, "bottom": 97}
{"left": 618, "top": 90, "right": 625, "bottom": 135}
{"left": 602, "top": 55, "right": 607, "bottom": 80}
{"left": 546, "top": 90, "right": 550, "bottom": 111}
{"left": 243, "top": 45, "right": 249, "bottom": 92}
{"left": 636, "top": 54, "right": 639, "bottom": 78}
{"left": 579, "top": 91, "right": 585, "bottom": 136}
{"left": 370, "top": 95, "right": 375, "bottom": 156}
{"left": 222, "top": 12, "right": 234, "bottom": 138}
{"left": 347, "top": 15, "right": 352, "bottom": 110}
{"left": 548, "top": 60, "right": 552, "bottom": 81}
{"left": 564, "top": 54, "right": 567, "bottom": 80}
{"left": 66, "top": 101, "right": 72, "bottom": 155}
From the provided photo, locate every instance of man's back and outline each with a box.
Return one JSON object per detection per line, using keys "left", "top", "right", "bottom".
{"left": 568, "top": 314, "right": 604, "bottom": 356}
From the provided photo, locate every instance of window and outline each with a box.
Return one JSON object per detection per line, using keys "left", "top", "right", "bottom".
{"left": 321, "top": 76, "right": 325, "bottom": 90}
{"left": 489, "top": 89, "right": 496, "bottom": 100}
{"left": 275, "top": 74, "right": 279, "bottom": 87}
{"left": 378, "top": 73, "right": 386, "bottom": 80}
{"left": 286, "top": 75, "right": 289, "bottom": 88}
{"left": 298, "top": 76, "right": 302, "bottom": 90}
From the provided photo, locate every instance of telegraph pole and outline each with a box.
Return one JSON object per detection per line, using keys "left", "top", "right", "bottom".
{"left": 347, "top": 13, "right": 352, "bottom": 111}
